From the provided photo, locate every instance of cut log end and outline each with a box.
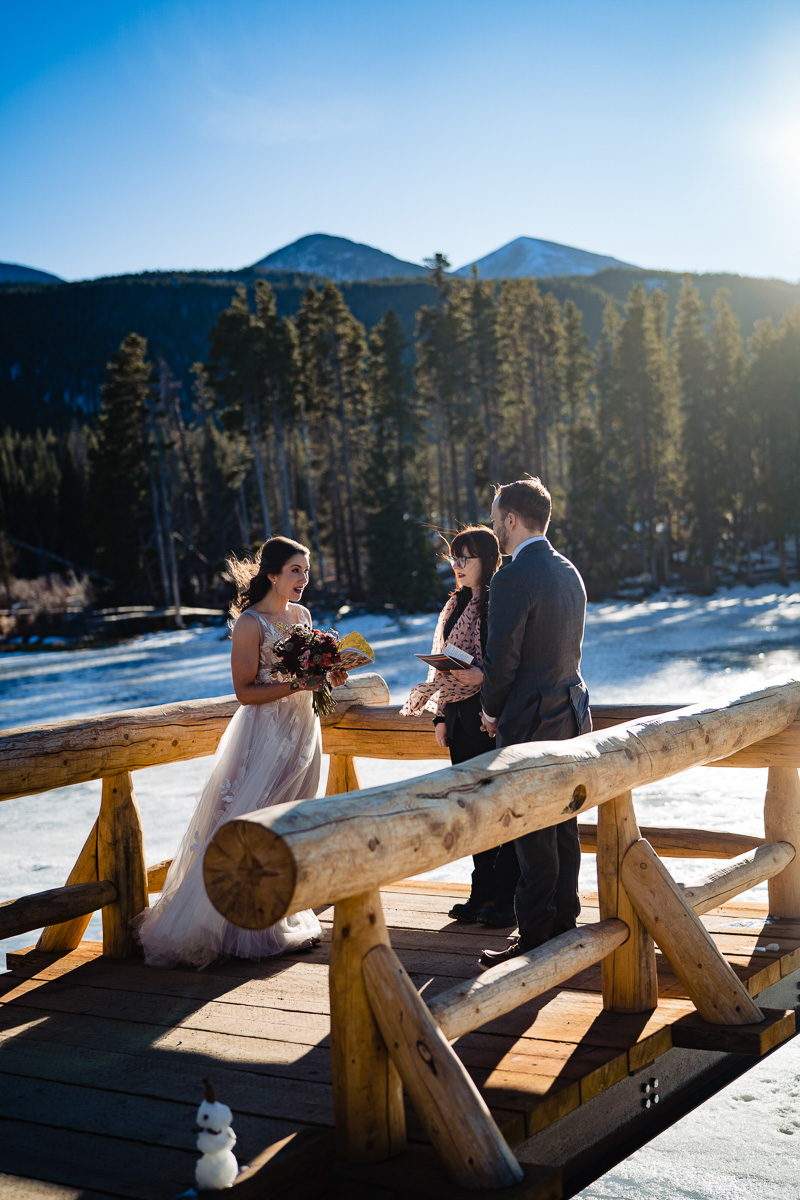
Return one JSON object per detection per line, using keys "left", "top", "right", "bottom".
{"left": 203, "top": 818, "right": 297, "bottom": 929}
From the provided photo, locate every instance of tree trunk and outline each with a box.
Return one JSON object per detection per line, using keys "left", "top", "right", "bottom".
{"left": 335, "top": 367, "right": 363, "bottom": 597}
{"left": 244, "top": 399, "right": 272, "bottom": 541}
{"left": 233, "top": 437, "right": 251, "bottom": 548}
{"left": 299, "top": 400, "right": 324, "bottom": 578}
{"left": 149, "top": 459, "right": 170, "bottom": 608}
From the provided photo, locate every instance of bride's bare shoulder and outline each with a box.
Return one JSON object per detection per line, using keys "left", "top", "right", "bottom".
{"left": 232, "top": 609, "right": 261, "bottom": 641}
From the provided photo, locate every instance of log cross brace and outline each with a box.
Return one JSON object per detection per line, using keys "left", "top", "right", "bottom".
{"left": 620, "top": 838, "right": 764, "bottom": 1025}
{"left": 362, "top": 942, "right": 525, "bottom": 1190}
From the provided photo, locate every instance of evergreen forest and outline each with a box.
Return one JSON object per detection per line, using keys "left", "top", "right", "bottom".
{"left": 2, "top": 263, "right": 800, "bottom": 621}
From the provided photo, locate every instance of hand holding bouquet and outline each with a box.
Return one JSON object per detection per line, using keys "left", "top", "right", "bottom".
{"left": 272, "top": 626, "right": 374, "bottom": 717}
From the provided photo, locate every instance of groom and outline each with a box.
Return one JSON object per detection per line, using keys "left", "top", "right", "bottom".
{"left": 478, "top": 478, "right": 591, "bottom": 968}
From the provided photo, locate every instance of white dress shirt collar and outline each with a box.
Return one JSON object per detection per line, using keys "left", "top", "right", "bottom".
{"left": 512, "top": 535, "right": 547, "bottom": 561}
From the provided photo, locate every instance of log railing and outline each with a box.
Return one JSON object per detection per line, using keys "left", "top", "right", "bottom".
{"left": 198, "top": 678, "right": 800, "bottom": 1188}
{"left": 0, "top": 673, "right": 390, "bottom": 955}
{"left": 2, "top": 676, "right": 800, "bottom": 1187}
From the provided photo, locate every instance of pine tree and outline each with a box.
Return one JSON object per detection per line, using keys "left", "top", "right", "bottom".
{"left": 674, "top": 277, "right": 721, "bottom": 592}
{"left": 748, "top": 309, "right": 800, "bottom": 583}
{"left": 415, "top": 269, "right": 471, "bottom": 528}
{"left": 89, "top": 333, "right": 152, "bottom": 599}
{"left": 207, "top": 286, "right": 273, "bottom": 541}
{"left": 465, "top": 270, "right": 501, "bottom": 503}
{"left": 605, "top": 285, "right": 680, "bottom": 590}
{"left": 364, "top": 309, "right": 437, "bottom": 607}
{"left": 496, "top": 278, "right": 538, "bottom": 477}
{"left": 709, "top": 290, "right": 750, "bottom": 577}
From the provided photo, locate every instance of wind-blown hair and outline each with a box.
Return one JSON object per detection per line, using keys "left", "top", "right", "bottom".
{"left": 448, "top": 526, "right": 501, "bottom": 621}
{"left": 228, "top": 536, "right": 310, "bottom": 620}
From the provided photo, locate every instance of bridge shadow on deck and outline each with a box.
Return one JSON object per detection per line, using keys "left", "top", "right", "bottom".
{"left": 0, "top": 883, "right": 798, "bottom": 1200}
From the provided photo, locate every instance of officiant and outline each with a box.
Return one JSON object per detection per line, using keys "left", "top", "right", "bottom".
{"left": 401, "top": 525, "right": 520, "bottom": 927}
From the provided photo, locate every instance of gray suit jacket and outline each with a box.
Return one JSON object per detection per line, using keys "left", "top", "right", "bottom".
{"left": 480, "top": 539, "right": 590, "bottom": 748}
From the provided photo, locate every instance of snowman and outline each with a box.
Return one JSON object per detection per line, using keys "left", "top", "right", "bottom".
{"left": 195, "top": 1078, "right": 239, "bottom": 1190}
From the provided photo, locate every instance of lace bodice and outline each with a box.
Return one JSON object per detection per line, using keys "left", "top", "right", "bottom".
{"left": 244, "top": 605, "right": 310, "bottom": 684}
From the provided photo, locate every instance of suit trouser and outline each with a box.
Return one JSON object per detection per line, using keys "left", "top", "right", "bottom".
{"left": 501, "top": 707, "right": 586, "bottom": 947}
{"left": 446, "top": 695, "right": 520, "bottom": 907}
{"left": 512, "top": 817, "right": 581, "bottom": 946}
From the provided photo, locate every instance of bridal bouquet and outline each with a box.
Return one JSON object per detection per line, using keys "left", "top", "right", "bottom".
{"left": 272, "top": 626, "right": 374, "bottom": 717}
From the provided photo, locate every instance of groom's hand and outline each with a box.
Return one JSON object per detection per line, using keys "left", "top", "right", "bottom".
{"left": 480, "top": 711, "right": 498, "bottom": 738}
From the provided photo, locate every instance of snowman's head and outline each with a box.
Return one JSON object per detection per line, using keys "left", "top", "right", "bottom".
{"left": 197, "top": 1078, "right": 233, "bottom": 1132}
{"left": 197, "top": 1098, "right": 233, "bottom": 1131}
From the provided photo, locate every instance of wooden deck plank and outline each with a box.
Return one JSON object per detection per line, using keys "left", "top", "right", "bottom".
{"left": 2, "top": 883, "right": 799, "bottom": 1199}
{"left": 0, "top": 1175, "right": 122, "bottom": 1200}
{"left": 0, "top": 1120, "right": 194, "bottom": 1200}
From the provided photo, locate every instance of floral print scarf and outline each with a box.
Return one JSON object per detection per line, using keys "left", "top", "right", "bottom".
{"left": 401, "top": 591, "right": 483, "bottom": 718}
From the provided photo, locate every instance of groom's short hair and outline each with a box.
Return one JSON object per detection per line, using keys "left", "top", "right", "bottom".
{"left": 495, "top": 478, "right": 552, "bottom": 532}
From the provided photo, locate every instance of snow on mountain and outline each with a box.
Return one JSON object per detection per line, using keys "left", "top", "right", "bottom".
{"left": 250, "top": 234, "right": 425, "bottom": 281}
{"left": 453, "top": 237, "right": 638, "bottom": 279}
{"left": 0, "top": 261, "right": 62, "bottom": 284}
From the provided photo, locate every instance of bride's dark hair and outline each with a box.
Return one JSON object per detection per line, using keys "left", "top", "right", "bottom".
{"left": 228, "top": 536, "right": 311, "bottom": 619}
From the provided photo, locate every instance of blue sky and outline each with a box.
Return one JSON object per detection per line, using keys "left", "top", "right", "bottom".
{"left": 3, "top": 0, "right": 800, "bottom": 282}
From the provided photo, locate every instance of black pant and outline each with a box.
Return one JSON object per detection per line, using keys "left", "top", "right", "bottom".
{"left": 504, "top": 704, "right": 585, "bottom": 947}
{"left": 513, "top": 818, "right": 581, "bottom": 947}
{"left": 445, "top": 694, "right": 520, "bottom": 907}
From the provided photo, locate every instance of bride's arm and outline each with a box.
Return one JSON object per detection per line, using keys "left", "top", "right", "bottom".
{"left": 230, "top": 615, "right": 316, "bottom": 705}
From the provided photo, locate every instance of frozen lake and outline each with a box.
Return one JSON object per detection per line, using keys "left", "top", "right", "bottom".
{"left": 1, "top": 583, "right": 799, "bottom": 1197}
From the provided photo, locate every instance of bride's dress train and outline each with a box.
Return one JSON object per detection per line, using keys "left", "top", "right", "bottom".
{"left": 134, "top": 608, "right": 322, "bottom": 968}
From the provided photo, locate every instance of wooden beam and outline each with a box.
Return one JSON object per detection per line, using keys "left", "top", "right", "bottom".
{"left": 597, "top": 793, "right": 658, "bottom": 1013}
{"left": 620, "top": 838, "right": 764, "bottom": 1025}
{"left": 97, "top": 772, "right": 148, "bottom": 957}
{"left": 362, "top": 942, "right": 524, "bottom": 1188}
{"left": 204, "top": 680, "right": 800, "bottom": 928}
{"left": 764, "top": 767, "right": 800, "bottom": 918}
{"left": 146, "top": 859, "right": 171, "bottom": 893}
{"left": 0, "top": 674, "right": 389, "bottom": 802}
{"left": 682, "top": 842, "right": 796, "bottom": 915}
{"left": 326, "top": 755, "right": 362, "bottom": 796}
{"left": 36, "top": 820, "right": 99, "bottom": 953}
{"left": 0, "top": 879, "right": 116, "bottom": 940}
{"left": 329, "top": 890, "right": 406, "bottom": 1162}
{"left": 428, "top": 920, "right": 628, "bottom": 1040}
{"left": 670, "top": 1007, "right": 796, "bottom": 1056}
{"left": 579, "top": 823, "right": 765, "bottom": 859}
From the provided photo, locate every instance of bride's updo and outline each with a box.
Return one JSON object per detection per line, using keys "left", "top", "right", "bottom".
{"left": 227, "top": 536, "right": 311, "bottom": 619}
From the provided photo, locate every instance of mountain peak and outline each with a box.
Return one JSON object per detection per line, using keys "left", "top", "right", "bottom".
{"left": 453, "top": 237, "right": 637, "bottom": 279}
{"left": 250, "top": 234, "right": 425, "bottom": 282}
{"left": 0, "top": 261, "right": 63, "bottom": 285}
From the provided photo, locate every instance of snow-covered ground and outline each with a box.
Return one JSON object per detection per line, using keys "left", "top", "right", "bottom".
{"left": 1, "top": 583, "right": 799, "bottom": 1197}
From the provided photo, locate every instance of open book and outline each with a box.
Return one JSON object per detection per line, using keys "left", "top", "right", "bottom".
{"left": 414, "top": 643, "right": 474, "bottom": 672}
{"left": 336, "top": 631, "right": 375, "bottom": 670}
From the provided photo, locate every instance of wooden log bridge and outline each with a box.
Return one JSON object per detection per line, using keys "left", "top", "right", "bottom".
{"left": 2, "top": 676, "right": 800, "bottom": 1198}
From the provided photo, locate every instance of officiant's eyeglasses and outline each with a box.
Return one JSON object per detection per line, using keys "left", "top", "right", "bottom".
{"left": 447, "top": 555, "right": 478, "bottom": 569}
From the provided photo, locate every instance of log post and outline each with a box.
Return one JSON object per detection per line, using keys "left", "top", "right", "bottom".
{"left": 37, "top": 820, "right": 99, "bottom": 953}
{"left": 362, "top": 943, "right": 524, "bottom": 1189}
{"left": 329, "top": 889, "right": 406, "bottom": 1162}
{"left": 597, "top": 792, "right": 658, "bottom": 1012}
{"left": 326, "top": 754, "right": 362, "bottom": 796}
{"left": 764, "top": 766, "right": 800, "bottom": 919}
{"left": 97, "top": 772, "right": 148, "bottom": 957}
{"left": 621, "top": 838, "right": 763, "bottom": 1025}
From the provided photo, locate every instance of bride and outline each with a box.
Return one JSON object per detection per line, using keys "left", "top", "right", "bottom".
{"left": 133, "top": 536, "right": 345, "bottom": 969}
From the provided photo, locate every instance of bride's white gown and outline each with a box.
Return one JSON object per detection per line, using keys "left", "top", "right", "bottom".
{"left": 134, "top": 606, "right": 322, "bottom": 968}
